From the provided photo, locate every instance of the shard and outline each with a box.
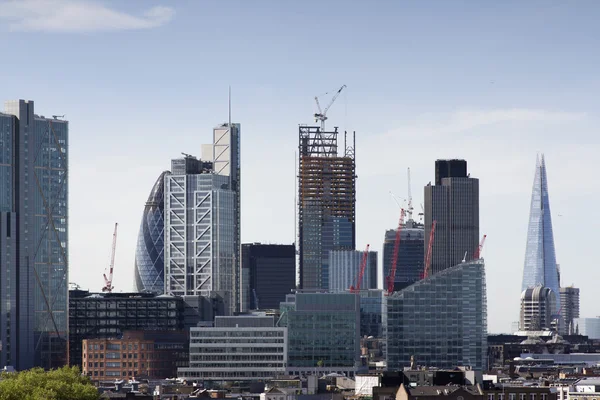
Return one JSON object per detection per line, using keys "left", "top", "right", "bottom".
{"left": 521, "top": 154, "right": 560, "bottom": 310}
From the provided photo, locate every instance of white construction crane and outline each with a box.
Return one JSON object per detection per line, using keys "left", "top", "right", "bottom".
{"left": 314, "top": 85, "right": 346, "bottom": 131}
{"left": 102, "top": 223, "right": 118, "bottom": 293}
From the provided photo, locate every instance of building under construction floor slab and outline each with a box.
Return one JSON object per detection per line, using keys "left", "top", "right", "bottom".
{"left": 298, "top": 126, "right": 357, "bottom": 290}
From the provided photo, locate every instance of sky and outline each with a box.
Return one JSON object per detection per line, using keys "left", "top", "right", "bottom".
{"left": 1, "top": 0, "right": 599, "bottom": 333}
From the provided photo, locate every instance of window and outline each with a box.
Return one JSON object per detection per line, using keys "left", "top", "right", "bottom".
{"left": 489, "top": 395, "right": 495, "bottom": 400}
{"left": 509, "top": 394, "right": 516, "bottom": 400}
{"left": 530, "top": 395, "right": 536, "bottom": 400}
{"left": 499, "top": 394, "right": 505, "bottom": 400}
{"left": 520, "top": 394, "right": 526, "bottom": 400}
{"left": 541, "top": 395, "right": 547, "bottom": 400}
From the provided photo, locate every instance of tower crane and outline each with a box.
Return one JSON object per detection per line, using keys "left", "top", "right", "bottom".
{"left": 423, "top": 220, "right": 437, "bottom": 279}
{"left": 314, "top": 85, "right": 346, "bottom": 131}
{"left": 473, "top": 234, "right": 487, "bottom": 259}
{"left": 350, "top": 244, "right": 370, "bottom": 293}
{"left": 386, "top": 208, "right": 406, "bottom": 294}
{"left": 102, "top": 223, "right": 118, "bottom": 293}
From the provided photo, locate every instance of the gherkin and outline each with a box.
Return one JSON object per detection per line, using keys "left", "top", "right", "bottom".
{"left": 521, "top": 155, "right": 560, "bottom": 310}
{"left": 134, "top": 171, "right": 169, "bottom": 294}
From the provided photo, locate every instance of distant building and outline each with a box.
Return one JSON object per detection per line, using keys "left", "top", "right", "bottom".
{"left": 520, "top": 286, "right": 557, "bottom": 331}
{"left": 386, "top": 260, "right": 487, "bottom": 370}
{"left": 177, "top": 315, "right": 287, "bottom": 381}
{"left": 0, "top": 100, "right": 69, "bottom": 369}
{"left": 82, "top": 330, "right": 188, "bottom": 380}
{"left": 574, "top": 318, "right": 600, "bottom": 339}
{"left": 424, "top": 159, "right": 479, "bottom": 275}
{"left": 242, "top": 243, "right": 295, "bottom": 311}
{"left": 382, "top": 220, "right": 425, "bottom": 290}
{"left": 68, "top": 290, "right": 185, "bottom": 369}
{"left": 521, "top": 155, "right": 561, "bottom": 311}
{"left": 298, "top": 126, "right": 356, "bottom": 290}
{"left": 279, "top": 291, "right": 360, "bottom": 376}
{"left": 134, "top": 171, "right": 169, "bottom": 294}
{"left": 329, "top": 249, "right": 377, "bottom": 293}
{"left": 560, "top": 286, "right": 580, "bottom": 334}
{"left": 359, "top": 289, "right": 385, "bottom": 338}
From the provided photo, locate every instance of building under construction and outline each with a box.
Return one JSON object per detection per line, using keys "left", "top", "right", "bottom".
{"left": 298, "top": 126, "right": 356, "bottom": 290}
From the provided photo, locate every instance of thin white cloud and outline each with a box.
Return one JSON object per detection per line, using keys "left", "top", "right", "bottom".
{"left": 0, "top": 0, "right": 175, "bottom": 32}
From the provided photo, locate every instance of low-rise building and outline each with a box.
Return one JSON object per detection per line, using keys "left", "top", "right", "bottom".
{"left": 178, "top": 314, "right": 287, "bottom": 381}
{"left": 82, "top": 330, "right": 188, "bottom": 380}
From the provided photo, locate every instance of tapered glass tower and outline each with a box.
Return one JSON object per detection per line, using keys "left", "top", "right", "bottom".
{"left": 521, "top": 155, "right": 560, "bottom": 310}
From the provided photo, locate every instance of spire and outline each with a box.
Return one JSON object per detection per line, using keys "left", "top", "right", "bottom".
{"left": 521, "top": 154, "right": 560, "bottom": 310}
{"left": 228, "top": 86, "right": 232, "bottom": 128}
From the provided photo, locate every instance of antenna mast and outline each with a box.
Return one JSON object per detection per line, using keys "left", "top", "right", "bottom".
{"left": 407, "top": 168, "right": 414, "bottom": 221}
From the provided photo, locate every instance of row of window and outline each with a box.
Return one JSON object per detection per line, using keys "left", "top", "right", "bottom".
{"left": 487, "top": 393, "right": 549, "bottom": 400}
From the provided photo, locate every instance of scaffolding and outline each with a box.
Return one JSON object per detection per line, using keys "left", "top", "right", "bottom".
{"left": 297, "top": 125, "right": 357, "bottom": 289}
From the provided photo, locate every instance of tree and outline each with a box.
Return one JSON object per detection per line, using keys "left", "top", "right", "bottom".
{"left": 0, "top": 366, "right": 98, "bottom": 400}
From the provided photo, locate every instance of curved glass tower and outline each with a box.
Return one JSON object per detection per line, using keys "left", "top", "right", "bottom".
{"left": 134, "top": 171, "right": 169, "bottom": 294}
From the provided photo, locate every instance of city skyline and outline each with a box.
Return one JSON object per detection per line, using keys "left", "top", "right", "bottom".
{"left": 2, "top": 1, "right": 599, "bottom": 333}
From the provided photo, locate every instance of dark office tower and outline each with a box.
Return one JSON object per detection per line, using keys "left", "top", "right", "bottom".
{"left": 0, "top": 101, "right": 68, "bottom": 369}
{"left": 560, "top": 287, "right": 580, "bottom": 334}
{"left": 424, "top": 159, "right": 479, "bottom": 275}
{"left": 382, "top": 220, "right": 425, "bottom": 290}
{"left": 241, "top": 243, "right": 295, "bottom": 311}
{"left": 134, "top": 171, "right": 169, "bottom": 294}
{"left": 298, "top": 127, "right": 356, "bottom": 290}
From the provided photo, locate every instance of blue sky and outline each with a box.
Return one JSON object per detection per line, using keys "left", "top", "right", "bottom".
{"left": 1, "top": 0, "right": 599, "bottom": 333}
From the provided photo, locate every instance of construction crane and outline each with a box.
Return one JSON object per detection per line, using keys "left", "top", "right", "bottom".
{"left": 314, "top": 85, "right": 346, "bottom": 131}
{"left": 350, "top": 244, "right": 370, "bottom": 293}
{"left": 423, "top": 220, "right": 437, "bottom": 279}
{"left": 386, "top": 208, "right": 406, "bottom": 294}
{"left": 102, "top": 223, "right": 118, "bottom": 293}
{"left": 473, "top": 234, "right": 487, "bottom": 259}
{"left": 407, "top": 168, "right": 414, "bottom": 221}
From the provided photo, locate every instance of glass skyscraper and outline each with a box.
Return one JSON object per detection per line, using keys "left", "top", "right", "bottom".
{"left": 521, "top": 154, "right": 560, "bottom": 311}
{"left": 382, "top": 220, "right": 425, "bottom": 290}
{"left": 0, "top": 100, "right": 68, "bottom": 369}
{"left": 329, "top": 249, "right": 377, "bottom": 293}
{"left": 134, "top": 171, "right": 169, "bottom": 294}
{"left": 386, "top": 260, "right": 487, "bottom": 370}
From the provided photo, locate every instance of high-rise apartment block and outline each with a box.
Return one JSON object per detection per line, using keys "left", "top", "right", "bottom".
{"left": 519, "top": 286, "right": 557, "bottom": 331}
{"left": 382, "top": 220, "right": 424, "bottom": 290}
{"left": 163, "top": 122, "right": 241, "bottom": 315}
{"left": 521, "top": 155, "right": 561, "bottom": 311}
{"left": 328, "top": 249, "right": 377, "bottom": 293}
{"left": 134, "top": 171, "right": 169, "bottom": 294}
{"left": 241, "top": 243, "right": 295, "bottom": 311}
{"left": 298, "top": 127, "right": 356, "bottom": 290}
{"left": 560, "top": 287, "right": 580, "bottom": 334}
{"left": 386, "top": 260, "right": 487, "bottom": 370}
{"left": 424, "top": 160, "right": 479, "bottom": 275}
{"left": 0, "top": 100, "right": 68, "bottom": 370}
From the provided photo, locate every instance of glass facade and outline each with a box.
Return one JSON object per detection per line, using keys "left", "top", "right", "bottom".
{"left": 386, "top": 260, "right": 487, "bottom": 370}
{"left": 382, "top": 221, "right": 425, "bottom": 290}
{"left": 359, "top": 289, "right": 385, "bottom": 338}
{"left": 134, "top": 171, "right": 169, "bottom": 294}
{"left": 0, "top": 113, "right": 13, "bottom": 212}
{"left": 279, "top": 292, "right": 360, "bottom": 371}
{"left": 521, "top": 155, "right": 560, "bottom": 310}
{"left": 164, "top": 157, "right": 237, "bottom": 315}
{"left": 329, "top": 250, "right": 377, "bottom": 293}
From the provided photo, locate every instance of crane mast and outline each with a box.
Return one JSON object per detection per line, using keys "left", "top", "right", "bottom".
{"left": 102, "top": 223, "right": 118, "bottom": 293}
{"left": 473, "top": 234, "right": 487, "bottom": 259}
{"left": 350, "top": 244, "right": 370, "bottom": 293}
{"left": 423, "top": 220, "right": 437, "bottom": 279}
{"left": 386, "top": 208, "right": 405, "bottom": 294}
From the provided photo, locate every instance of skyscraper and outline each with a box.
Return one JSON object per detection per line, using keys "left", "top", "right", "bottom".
{"left": 382, "top": 220, "right": 425, "bottom": 290}
{"left": 424, "top": 159, "right": 479, "bottom": 274}
{"left": 0, "top": 100, "right": 68, "bottom": 369}
{"left": 328, "top": 249, "right": 377, "bottom": 293}
{"left": 521, "top": 155, "right": 560, "bottom": 311}
{"left": 164, "top": 155, "right": 237, "bottom": 314}
{"left": 134, "top": 171, "right": 169, "bottom": 294}
{"left": 386, "top": 260, "right": 487, "bottom": 370}
{"left": 241, "top": 243, "right": 295, "bottom": 311}
{"left": 560, "top": 287, "right": 580, "bottom": 334}
{"left": 298, "top": 127, "right": 356, "bottom": 289}
{"left": 519, "top": 286, "right": 557, "bottom": 331}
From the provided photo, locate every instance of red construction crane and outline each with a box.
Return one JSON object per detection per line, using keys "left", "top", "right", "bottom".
{"left": 386, "top": 208, "right": 406, "bottom": 294}
{"left": 350, "top": 244, "right": 370, "bottom": 293}
{"left": 102, "top": 223, "right": 118, "bottom": 293}
{"left": 473, "top": 234, "right": 487, "bottom": 259}
{"left": 423, "top": 220, "right": 437, "bottom": 279}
